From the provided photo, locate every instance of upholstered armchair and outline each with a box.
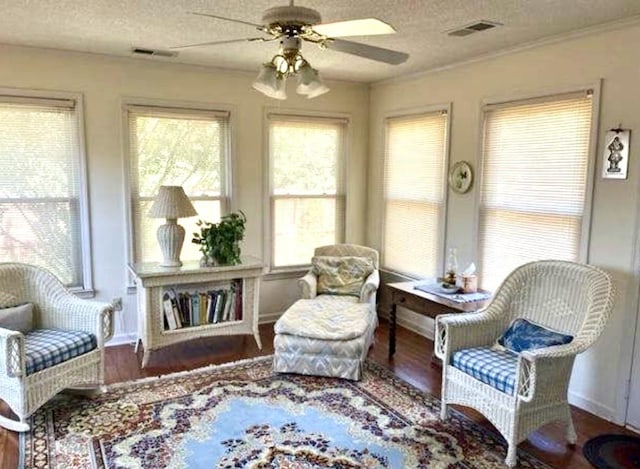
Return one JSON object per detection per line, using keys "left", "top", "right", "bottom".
{"left": 0, "top": 263, "right": 113, "bottom": 432}
{"left": 274, "top": 244, "right": 380, "bottom": 380}
{"left": 435, "top": 260, "right": 614, "bottom": 467}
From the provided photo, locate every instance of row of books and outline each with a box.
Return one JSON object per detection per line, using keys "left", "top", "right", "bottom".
{"left": 162, "top": 279, "right": 243, "bottom": 330}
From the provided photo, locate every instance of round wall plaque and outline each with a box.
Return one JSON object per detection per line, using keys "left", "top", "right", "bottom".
{"left": 449, "top": 161, "right": 473, "bottom": 194}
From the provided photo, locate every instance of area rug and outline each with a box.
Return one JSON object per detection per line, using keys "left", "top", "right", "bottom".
{"left": 583, "top": 434, "right": 640, "bottom": 468}
{"left": 21, "top": 356, "right": 550, "bottom": 468}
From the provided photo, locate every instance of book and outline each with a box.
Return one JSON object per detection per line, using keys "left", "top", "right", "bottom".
{"left": 199, "top": 292, "right": 208, "bottom": 325}
{"left": 227, "top": 292, "right": 236, "bottom": 322}
{"left": 191, "top": 293, "right": 200, "bottom": 327}
{"left": 162, "top": 292, "right": 179, "bottom": 330}
{"left": 167, "top": 289, "right": 183, "bottom": 328}
{"left": 222, "top": 288, "right": 233, "bottom": 322}
{"left": 207, "top": 291, "right": 218, "bottom": 323}
{"left": 214, "top": 290, "right": 226, "bottom": 323}
{"left": 234, "top": 280, "right": 243, "bottom": 321}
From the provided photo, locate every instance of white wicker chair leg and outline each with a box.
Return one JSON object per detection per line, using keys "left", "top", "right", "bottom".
{"left": 440, "top": 402, "right": 448, "bottom": 420}
{"left": 566, "top": 408, "right": 577, "bottom": 445}
{"left": 0, "top": 414, "right": 30, "bottom": 433}
{"left": 505, "top": 443, "right": 518, "bottom": 468}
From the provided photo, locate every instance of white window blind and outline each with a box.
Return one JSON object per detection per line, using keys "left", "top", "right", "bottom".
{"left": 127, "top": 105, "right": 230, "bottom": 264}
{"left": 478, "top": 92, "right": 594, "bottom": 291}
{"left": 0, "top": 96, "right": 87, "bottom": 288}
{"left": 382, "top": 111, "right": 448, "bottom": 278}
{"left": 269, "top": 115, "right": 346, "bottom": 268}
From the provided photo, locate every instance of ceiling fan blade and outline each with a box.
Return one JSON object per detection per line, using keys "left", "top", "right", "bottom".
{"left": 171, "top": 37, "right": 269, "bottom": 50}
{"left": 188, "top": 11, "right": 265, "bottom": 29}
{"left": 313, "top": 18, "right": 396, "bottom": 37}
{"left": 326, "top": 38, "right": 409, "bottom": 65}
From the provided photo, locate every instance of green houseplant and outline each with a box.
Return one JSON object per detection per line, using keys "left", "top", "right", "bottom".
{"left": 192, "top": 210, "right": 246, "bottom": 266}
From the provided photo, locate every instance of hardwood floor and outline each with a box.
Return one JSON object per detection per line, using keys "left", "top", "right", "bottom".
{"left": 0, "top": 319, "right": 634, "bottom": 468}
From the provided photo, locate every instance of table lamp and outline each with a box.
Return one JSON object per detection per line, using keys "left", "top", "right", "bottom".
{"left": 148, "top": 185, "right": 197, "bottom": 267}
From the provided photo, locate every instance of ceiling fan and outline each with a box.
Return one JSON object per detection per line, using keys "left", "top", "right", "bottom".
{"left": 174, "top": 0, "right": 409, "bottom": 65}
{"left": 172, "top": 0, "right": 409, "bottom": 99}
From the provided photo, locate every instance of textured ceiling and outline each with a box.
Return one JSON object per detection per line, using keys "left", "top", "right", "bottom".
{"left": 2, "top": 0, "right": 640, "bottom": 82}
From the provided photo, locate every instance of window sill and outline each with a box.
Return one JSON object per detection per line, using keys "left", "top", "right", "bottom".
{"left": 71, "top": 288, "right": 95, "bottom": 299}
{"left": 264, "top": 267, "right": 309, "bottom": 281}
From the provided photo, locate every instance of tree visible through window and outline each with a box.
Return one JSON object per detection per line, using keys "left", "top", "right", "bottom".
{"left": 269, "top": 115, "right": 346, "bottom": 268}
{"left": 127, "top": 106, "right": 230, "bottom": 264}
{"left": 0, "top": 96, "right": 87, "bottom": 288}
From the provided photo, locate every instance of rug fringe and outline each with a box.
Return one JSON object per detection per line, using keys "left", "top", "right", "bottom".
{"left": 106, "top": 355, "right": 274, "bottom": 390}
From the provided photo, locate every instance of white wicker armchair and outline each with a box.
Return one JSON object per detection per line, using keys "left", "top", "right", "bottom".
{"left": 435, "top": 260, "right": 614, "bottom": 467}
{"left": 0, "top": 263, "right": 113, "bottom": 432}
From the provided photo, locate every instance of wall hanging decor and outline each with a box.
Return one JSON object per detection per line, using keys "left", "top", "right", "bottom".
{"left": 602, "top": 127, "right": 630, "bottom": 179}
{"left": 449, "top": 161, "right": 473, "bottom": 194}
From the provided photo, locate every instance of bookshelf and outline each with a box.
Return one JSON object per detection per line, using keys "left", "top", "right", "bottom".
{"left": 127, "top": 256, "right": 264, "bottom": 367}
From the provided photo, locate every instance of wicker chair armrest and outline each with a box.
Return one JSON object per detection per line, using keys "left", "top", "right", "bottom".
{"left": 516, "top": 352, "right": 576, "bottom": 402}
{"left": 298, "top": 271, "right": 318, "bottom": 299}
{"left": 47, "top": 299, "right": 114, "bottom": 346}
{"left": 435, "top": 312, "right": 503, "bottom": 360}
{"left": 520, "top": 341, "right": 586, "bottom": 360}
{"left": 0, "top": 327, "right": 25, "bottom": 378}
{"left": 360, "top": 270, "right": 380, "bottom": 304}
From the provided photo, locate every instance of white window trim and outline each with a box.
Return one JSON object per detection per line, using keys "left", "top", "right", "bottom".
{"left": 378, "top": 103, "right": 452, "bottom": 280}
{"left": 472, "top": 81, "right": 601, "bottom": 271}
{"left": 263, "top": 108, "right": 351, "bottom": 273}
{"left": 121, "top": 97, "right": 236, "bottom": 285}
{"left": 0, "top": 87, "right": 93, "bottom": 295}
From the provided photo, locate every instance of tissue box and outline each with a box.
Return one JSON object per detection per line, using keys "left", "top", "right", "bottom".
{"left": 461, "top": 274, "right": 477, "bottom": 293}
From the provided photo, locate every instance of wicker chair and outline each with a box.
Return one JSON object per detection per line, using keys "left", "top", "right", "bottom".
{"left": 435, "top": 260, "right": 614, "bottom": 467}
{"left": 0, "top": 263, "right": 113, "bottom": 432}
{"left": 273, "top": 244, "right": 379, "bottom": 380}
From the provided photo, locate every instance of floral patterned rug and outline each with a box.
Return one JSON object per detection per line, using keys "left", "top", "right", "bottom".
{"left": 21, "top": 356, "right": 549, "bottom": 468}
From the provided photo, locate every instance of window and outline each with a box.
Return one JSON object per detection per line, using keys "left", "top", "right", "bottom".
{"left": 382, "top": 110, "right": 448, "bottom": 278}
{"left": 0, "top": 93, "right": 90, "bottom": 289}
{"left": 268, "top": 114, "right": 347, "bottom": 268}
{"left": 478, "top": 91, "right": 595, "bottom": 291}
{"left": 126, "top": 105, "right": 230, "bottom": 264}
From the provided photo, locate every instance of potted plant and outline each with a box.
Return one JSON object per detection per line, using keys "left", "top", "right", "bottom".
{"left": 192, "top": 210, "right": 246, "bottom": 266}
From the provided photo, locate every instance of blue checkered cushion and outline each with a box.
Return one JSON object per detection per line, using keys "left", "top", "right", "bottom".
{"left": 451, "top": 347, "right": 519, "bottom": 395}
{"left": 24, "top": 329, "right": 97, "bottom": 375}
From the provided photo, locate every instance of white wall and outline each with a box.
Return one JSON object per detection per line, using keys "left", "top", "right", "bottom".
{"left": 0, "top": 44, "right": 369, "bottom": 343}
{"left": 368, "top": 23, "right": 640, "bottom": 424}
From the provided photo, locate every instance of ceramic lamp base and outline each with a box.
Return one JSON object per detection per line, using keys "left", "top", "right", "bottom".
{"left": 157, "top": 219, "right": 185, "bottom": 267}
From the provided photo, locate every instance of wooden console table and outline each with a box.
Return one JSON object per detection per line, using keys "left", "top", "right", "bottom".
{"left": 387, "top": 281, "right": 491, "bottom": 359}
{"left": 128, "top": 256, "right": 264, "bottom": 367}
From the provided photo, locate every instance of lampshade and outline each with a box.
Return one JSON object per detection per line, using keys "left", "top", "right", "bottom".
{"left": 148, "top": 186, "right": 197, "bottom": 220}
{"left": 252, "top": 63, "right": 287, "bottom": 100}
{"left": 296, "top": 63, "right": 330, "bottom": 98}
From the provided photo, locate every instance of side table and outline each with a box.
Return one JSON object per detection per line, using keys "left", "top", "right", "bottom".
{"left": 386, "top": 281, "right": 491, "bottom": 360}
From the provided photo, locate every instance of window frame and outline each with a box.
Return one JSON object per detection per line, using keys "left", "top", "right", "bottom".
{"left": 473, "top": 83, "right": 601, "bottom": 287}
{"left": 122, "top": 98, "right": 235, "bottom": 275}
{"left": 264, "top": 109, "right": 350, "bottom": 274}
{"left": 379, "top": 104, "right": 451, "bottom": 280}
{"left": 0, "top": 87, "right": 93, "bottom": 295}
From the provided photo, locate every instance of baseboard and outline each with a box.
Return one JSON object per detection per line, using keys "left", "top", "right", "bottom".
{"left": 568, "top": 390, "right": 618, "bottom": 423}
{"left": 106, "top": 333, "right": 137, "bottom": 347}
{"left": 377, "top": 308, "right": 434, "bottom": 340}
{"left": 259, "top": 311, "right": 283, "bottom": 325}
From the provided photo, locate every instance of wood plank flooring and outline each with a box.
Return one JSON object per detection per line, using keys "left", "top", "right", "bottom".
{"left": 0, "top": 320, "right": 634, "bottom": 468}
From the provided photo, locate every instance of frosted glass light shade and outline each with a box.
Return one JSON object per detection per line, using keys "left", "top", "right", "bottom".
{"left": 296, "top": 64, "right": 329, "bottom": 99}
{"left": 253, "top": 64, "right": 287, "bottom": 100}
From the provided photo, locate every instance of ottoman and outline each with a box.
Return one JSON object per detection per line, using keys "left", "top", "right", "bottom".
{"left": 273, "top": 295, "right": 376, "bottom": 381}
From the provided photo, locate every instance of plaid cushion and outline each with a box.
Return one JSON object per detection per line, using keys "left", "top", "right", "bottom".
{"left": 24, "top": 329, "right": 97, "bottom": 375}
{"left": 451, "top": 347, "right": 518, "bottom": 395}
